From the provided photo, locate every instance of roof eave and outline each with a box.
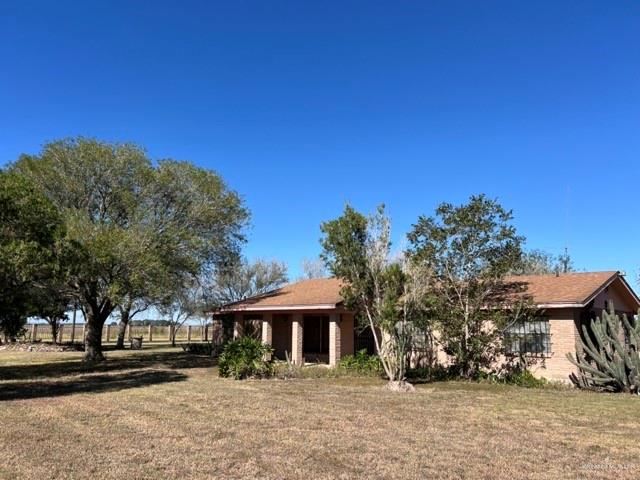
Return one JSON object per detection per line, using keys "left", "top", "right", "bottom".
{"left": 580, "top": 271, "right": 621, "bottom": 306}
{"left": 536, "top": 302, "right": 585, "bottom": 309}
{"left": 214, "top": 303, "right": 342, "bottom": 313}
{"left": 615, "top": 273, "right": 640, "bottom": 308}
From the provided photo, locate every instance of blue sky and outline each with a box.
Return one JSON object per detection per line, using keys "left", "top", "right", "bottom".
{"left": 1, "top": 1, "right": 639, "bottom": 288}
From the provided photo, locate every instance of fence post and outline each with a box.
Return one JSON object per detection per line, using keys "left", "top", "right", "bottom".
{"left": 168, "top": 325, "right": 173, "bottom": 343}
{"left": 106, "top": 325, "right": 111, "bottom": 342}
{"left": 58, "top": 324, "right": 64, "bottom": 343}
{"left": 126, "top": 324, "right": 131, "bottom": 341}
{"left": 82, "top": 324, "right": 86, "bottom": 343}
{"left": 32, "top": 324, "right": 37, "bottom": 342}
{"left": 204, "top": 325, "right": 208, "bottom": 342}
{"left": 187, "top": 325, "right": 192, "bottom": 342}
{"left": 148, "top": 324, "right": 153, "bottom": 342}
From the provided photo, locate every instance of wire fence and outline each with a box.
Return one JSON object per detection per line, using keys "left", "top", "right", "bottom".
{"left": 24, "top": 324, "right": 215, "bottom": 344}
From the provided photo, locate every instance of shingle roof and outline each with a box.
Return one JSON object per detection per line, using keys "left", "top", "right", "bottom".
{"left": 504, "top": 271, "right": 621, "bottom": 306}
{"left": 218, "top": 278, "right": 344, "bottom": 311}
{"left": 218, "top": 271, "right": 638, "bottom": 312}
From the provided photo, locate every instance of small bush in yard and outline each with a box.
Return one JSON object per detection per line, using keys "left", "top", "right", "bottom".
{"left": 484, "top": 359, "right": 549, "bottom": 388}
{"left": 181, "top": 342, "right": 227, "bottom": 356}
{"left": 499, "top": 369, "right": 547, "bottom": 388}
{"left": 182, "top": 342, "right": 214, "bottom": 355}
{"left": 406, "top": 364, "right": 459, "bottom": 382}
{"left": 338, "top": 349, "right": 383, "bottom": 376}
{"left": 218, "top": 337, "right": 274, "bottom": 379}
{"left": 273, "top": 351, "right": 303, "bottom": 379}
{"left": 404, "top": 361, "right": 550, "bottom": 388}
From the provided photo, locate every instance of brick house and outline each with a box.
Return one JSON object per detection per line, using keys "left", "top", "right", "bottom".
{"left": 213, "top": 271, "right": 640, "bottom": 381}
{"left": 214, "top": 279, "right": 353, "bottom": 367}
{"left": 501, "top": 271, "right": 640, "bottom": 380}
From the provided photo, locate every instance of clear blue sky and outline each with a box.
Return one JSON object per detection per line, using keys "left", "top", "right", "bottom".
{"left": 1, "top": 1, "right": 639, "bottom": 288}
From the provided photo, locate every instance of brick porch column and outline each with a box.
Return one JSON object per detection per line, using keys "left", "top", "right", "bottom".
{"left": 291, "top": 313, "right": 303, "bottom": 365}
{"left": 233, "top": 313, "right": 244, "bottom": 339}
{"left": 211, "top": 318, "right": 222, "bottom": 344}
{"left": 329, "top": 313, "right": 341, "bottom": 367}
{"left": 262, "top": 313, "right": 273, "bottom": 360}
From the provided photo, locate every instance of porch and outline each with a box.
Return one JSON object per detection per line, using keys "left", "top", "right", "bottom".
{"left": 229, "top": 311, "right": 355, "bottom": 366}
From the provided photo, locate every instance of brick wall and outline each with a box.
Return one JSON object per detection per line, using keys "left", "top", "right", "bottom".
{"left": 530, "top": 308, "right": 579, "bottom": 382}
{"left": 329, "top": 315, "right": 341, "bottom": 367}
{"left": 425, "top": 309, "right": 582, "bottom": 382}
{"left": 291, "top": 314, "right": 303, "bottom": 365}
{"left": 340, "top": 313, "right": 355, "bottom": 357}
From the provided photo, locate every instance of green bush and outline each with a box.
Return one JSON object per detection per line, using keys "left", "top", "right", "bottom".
{"left": 500, "top": 369, "right": 547, "bottom": 388}
{"left": 403, "top": 361, "right": 549, "bottom": 388}
{"left": 181, "top": 342, "right": 220, "bottom": 356}
{"left": 406, "top": 364, "right": 458, "bottom": 382}
{"left": 338, "top": 349, "right": 383, "bottom": 376}
{"left": 480, "top": 362, "right": 548, "bottom": 388}
{"left": 218, "top": 337, "right": 274, "bottom": 380}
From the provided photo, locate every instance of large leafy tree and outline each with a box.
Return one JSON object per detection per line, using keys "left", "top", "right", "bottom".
{"left": 13, "top": 138, "right": 249, "bottom": 361}
{"left": 407, "top": 194, "right": 525, "bottom": 378}
{"left": 0, "top": 171, "right": 65, "bottom": 340}
{"left": 320, "top": 205, "right": 431, "bottom": 391}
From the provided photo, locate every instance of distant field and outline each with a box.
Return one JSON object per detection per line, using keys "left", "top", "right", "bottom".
{"left": 1, "top": 346, "right": 639, "bottom": 480}
{"left": 24, "top": 324, "right": 210, "bottom": 343}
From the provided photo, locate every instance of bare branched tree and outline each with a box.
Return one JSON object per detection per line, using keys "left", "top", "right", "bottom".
{"left": 206, "top": 258, "right": 288, "bottom": 307}
{"left": 159, "top": 276, "right": 207, "bottom": 347}
{"left": 321, "top": 205, "right": 432, "bottom": 391}
{"left": 114, "top": 297, "right": 152, "bottom": 349}
{"left": 299, "top": 258, "right": 327, "bottom": 279}
{"left": 511, "top": 248, "right": 575, "bottom": 275}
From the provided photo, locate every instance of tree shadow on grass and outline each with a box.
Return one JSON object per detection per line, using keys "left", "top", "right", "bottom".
{"left": 0, "top": 369, "right": 188, "bottom": 401}
{"left": 0, "top": 351, "right": 216, "bottom": 382}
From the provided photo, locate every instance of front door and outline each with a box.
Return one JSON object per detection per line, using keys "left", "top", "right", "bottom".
{"left": 303, "top": 315, "right": 329, "bottom": 355}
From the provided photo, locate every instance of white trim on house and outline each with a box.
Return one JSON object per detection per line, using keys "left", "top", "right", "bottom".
{"left": 218, "top": 304, "right": 340, "bottom": 312}
{"left": 536, "top": 303, "right": 585, "bottom": 309}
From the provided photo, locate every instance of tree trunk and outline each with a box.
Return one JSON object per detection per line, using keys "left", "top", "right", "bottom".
{"left": 49, "top": 320, "right": 59, "bottom": 345}
{"left": 462, "top": 321, "right": 470, "bottom": 379}
{"left": 115, "top": 310, "right": 130, "bottom": 350}
{"left": 84, "top": 311, "right": 107, "bottom": 362}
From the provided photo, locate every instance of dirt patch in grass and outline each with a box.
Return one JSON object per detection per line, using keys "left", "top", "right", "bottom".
{"left": 1, "top": 347, "right": 639, "bottom": 479}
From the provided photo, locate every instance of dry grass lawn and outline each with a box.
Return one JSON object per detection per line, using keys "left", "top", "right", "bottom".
{"left": 1, "top": 346, "right": 639, "bottom": 480}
